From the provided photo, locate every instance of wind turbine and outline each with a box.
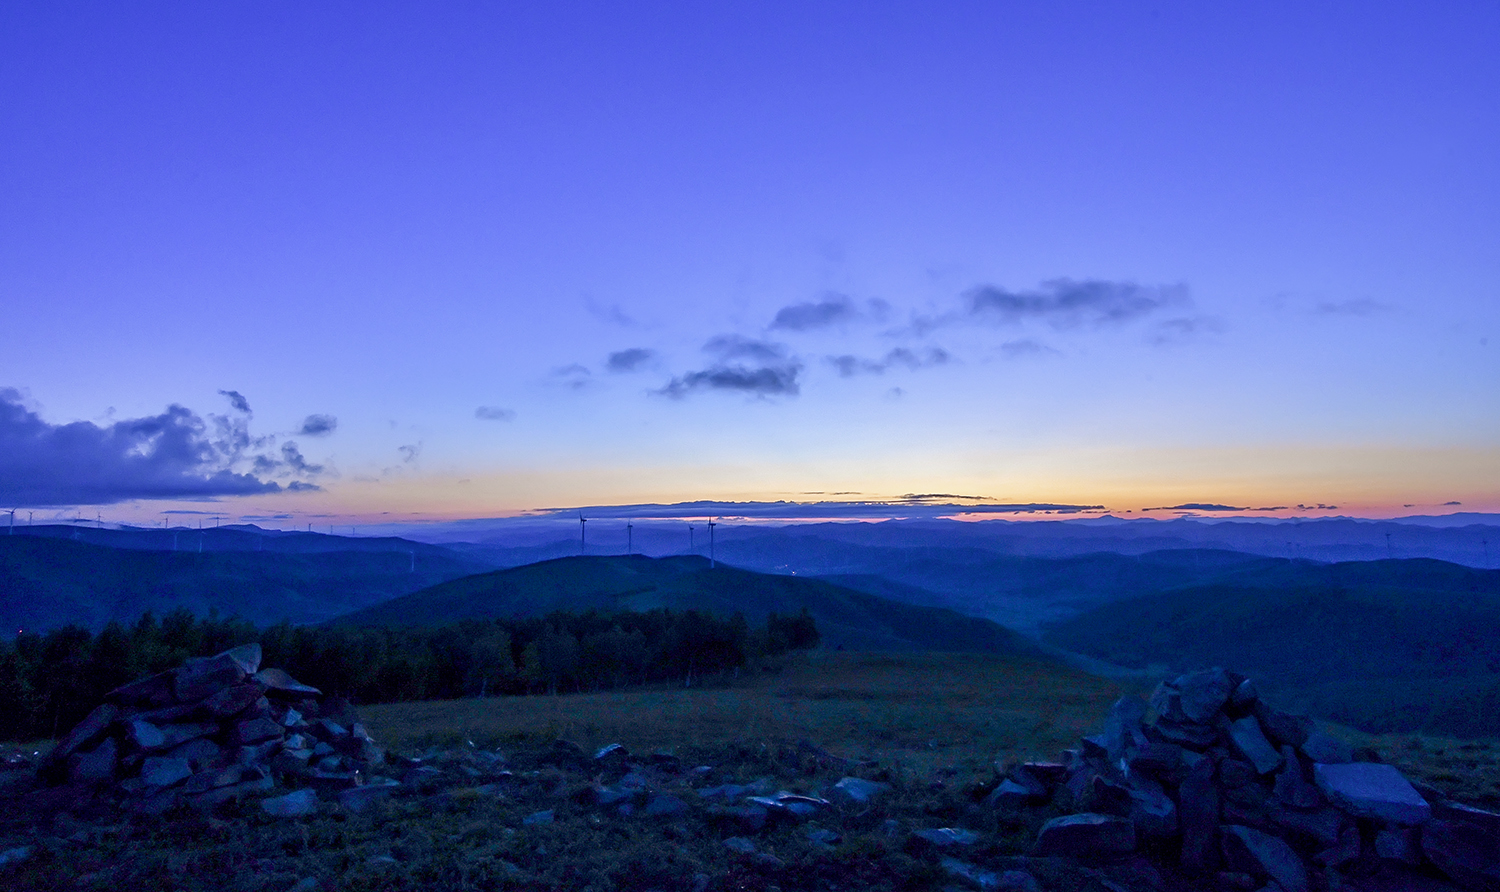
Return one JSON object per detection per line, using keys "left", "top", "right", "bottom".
{"left": 6, "top": 510, "right": 13, "bottom": 535}
{"left": 688, "top": 524, "right": 694, "bottom": 553}
{"left": 579, "top": 514, "right": 588, "bottom": 555}
{"left": 708, "top": 518, "right": 717, "bottom": 568}
{"left": 627, "top": 520, "right": 633, "bottom": 556}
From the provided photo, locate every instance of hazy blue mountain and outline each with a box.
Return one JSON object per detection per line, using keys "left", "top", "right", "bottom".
{"left": 0, "top": 533, "right": 495, "bottom": 631}
{"left": 333, "top": 554, "right": 1042, "bottom": 656}
{"left": 1043, "top": 558, "right": 1500, "bottom": 736}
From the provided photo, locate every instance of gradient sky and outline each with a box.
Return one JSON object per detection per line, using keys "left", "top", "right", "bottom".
{"left": 2, "top": 2, "right": 1497, "bottom": 525}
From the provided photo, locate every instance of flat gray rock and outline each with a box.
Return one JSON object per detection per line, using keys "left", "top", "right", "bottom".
{"left": 1174, "top": 668, "right": 1234, "bottom": 723}
{"left": 830, "top": 776, "right": 889, "bottom": 805}
{"left": 1227, "top": 715, "right": 1284, "bottom": 775}
{"left": 140, "top": 756, "right": 192, "bottom": 789}
{"left": 338, "top": 780, "right": 400, "bottom": 812}
{"left": 1315, "top": 762, "right": 1431, "bottom": 826}
{"left": 262, "top": 788, "right": 319, "bottom": 818}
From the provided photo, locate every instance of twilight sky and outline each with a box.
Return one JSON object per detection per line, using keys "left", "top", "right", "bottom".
{"left": 2, "top": 2, "right": 1497, "bottom": 525}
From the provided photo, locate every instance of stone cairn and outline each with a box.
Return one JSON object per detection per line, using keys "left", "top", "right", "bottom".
{"left": 39, "top": 644, "right": 389, "bottom": 814}
{"left": 989, "top": 668, "right": 1499, "bottom": 892}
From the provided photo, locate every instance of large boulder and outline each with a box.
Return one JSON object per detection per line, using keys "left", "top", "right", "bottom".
{"left": 1035, "top": 813, "right": 1136, "bottom": 860}
{"left": 1314, "top": 762, "right": 1431, "bottom": 826}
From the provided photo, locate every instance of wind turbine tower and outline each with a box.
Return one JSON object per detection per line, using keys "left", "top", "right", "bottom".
{"left": 627, "top": 520, "right": 633, "bottom": 556}
{"left": 688, "top": 524, "right": 694, "bottom": 553}
{"left": 579, "top": 514, "right": 588, "bottom": 555}
{"left": 708, "top": 518, "right": 717, "bottom": 569}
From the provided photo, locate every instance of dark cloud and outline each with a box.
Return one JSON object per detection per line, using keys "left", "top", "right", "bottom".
{"left": 606, "top": 348, "right": 657, "bottom": 373}
{"left": 398, "top": 443, "right": 422, "bottom": 464}
{"left": 1315, "top": 298, "right": 1390, "bottom": 317}
{"left": 1143, "top": 503, "right": 1249, "bottom": 512}
{"left": 0, "top": 388, "right": 316, "bottom": 506}
{"left": 828, "top": 347, "right": 951, "bottom": 377}
{"left": 658, "top": 364, "right": 802, "bottom": 399}
{"left": 218, "top": 390, "right": 251, "bottom": 414}
{"left": 278, "top": 442, "right": 323, "bottom": 475}
{"left": 770, "top": 295, "right": 891, "bottom": 331}
{"left": 967, "top": 279, "right": 1187, "bottom": 328}
{"left": 703, "top": 335, "right": 790, "bottom": 363}
{"left": 1444, "top": 501, "right": 1462, "bottom": 506}
{"left": 297, "top": 414, "right": 337, "bottom": 437}
{"left": 475, "top": 406, "right": 516, "bottom": 421}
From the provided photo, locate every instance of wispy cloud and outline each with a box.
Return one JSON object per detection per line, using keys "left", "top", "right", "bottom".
{"left": 0, "top": 388, "right": 321, "bottom": 506}
{"left": 828, "top": 347, "right": 951, "bottom": 377}
{"left": 550, "top": 364, "right": 593, "bottom": 390}
{"left": 967, "top": 279, "right": 1187, "bottom": 328}
{"left": 658, "top": 364, "right": 802, "bottom": 399}
{"left": 999, "top": 338, "right": 1057, "bottom": 359}
{"left": 1314, "top": 298, "right": 1392, "bottom": 317}
{"left": 1148, "top": 315, "right": 1224, "bottom": 346}
{"left": 475, "top": 406, "right": 516, "bottom": 421}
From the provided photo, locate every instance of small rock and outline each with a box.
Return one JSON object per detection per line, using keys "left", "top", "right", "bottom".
{"left": 47, "top": 703, "right": 119, "bottom": 767}
{"left": 984, "top": 779, "right": 1037, "bottom": 810}
{"left": 523, "top": 809, "right": 554, "bottom": 826}
{"left": 594, "top": 743, "right": 629, "bottom": 761}
{"left": 805, "top": 827, "right": 841, "bottom": 847}
{"left": 1314, "top": 762, "right": 1431, "bottom": 826}
{"left": 914, "top": 827, "right": 980, "bottom": 847}
{"left": 1174, "top": 668, "right": 1235, "bottom": 723}
{"left": 253, "top": 668, "right": 322, "bottom": 697}
{"left": 1231, "top": 677, "right": 1259, "bottom": 709}
{"left": 127, "top": 719, "right": 167, "bottom": 750}
{"left": 1035, "top": 813, "right": 1136, "bottom": 859}
{"left": 70, "top": 737, "right": 118, "bottom": 784}
{"left": 262, "top": 789, "right": 320, "bottom": 818}
{"left": 829, "top": 776, "right": 889, "bottom": 806}
{"left": 1226, "top": 716, "right": 1284, "bottom": 775}
{"left": 643, "top": 794, "right": 690, "bottom": 818}
{"left": 286, "top": 879, "right": 319, "bottom": 892}
{"left": 1374, "top": 827, "right": 1420, "bottom": 865}
{"left": 203, "top": 683, "right": 265, "bottom": 718}
{"left": 723, "top": 836, "right": 758, "bottom": 855}
{"left": 1272, "top": 746, "right": 1321, "bottom": 809}
{"left": 338, "top": 780, "right": 400, "bottom": 812}
{"left": 235, "top": 717, "right": 284, "bottom": 746}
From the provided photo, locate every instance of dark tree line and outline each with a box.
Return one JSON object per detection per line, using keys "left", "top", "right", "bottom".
{"left": 0, "top": 607, "right": 819, "bottom": 742}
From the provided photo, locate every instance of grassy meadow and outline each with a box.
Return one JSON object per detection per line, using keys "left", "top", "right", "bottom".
{"left": 360, "top": 650, "right": 1139, "bottom": 774}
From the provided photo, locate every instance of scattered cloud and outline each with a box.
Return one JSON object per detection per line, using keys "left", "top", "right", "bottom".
{"left": 218, "top": 390, "right": 251, "bottom": 414}
{"left": 398, "top": 443, "right": 422, "bottom": 464}
{"left": 658, "top": 364, "right": 802, "bottom": 399}
{"left": 1143, "top": 503, "right": 1249, "bottom": 512}
{"left": 1314, "top": 298, "right": 1391, "bottom": 317}
{"left": 475, "top": 406, "right": 516, "bottom": 421}
{"left": 967, "top": 279, "right": 1187, "bottom": 328}
{"left": 0, "top": 388, "right": 322, "bottom": 506}
{"left": 1444, "top": 501, "right": 1462, "bottom": 506}
{"left": 828, "top": 347, "right": 951, "bottom": 377}
{"left": 297, "top": 414, "right": 337, "bottom": 437}
{"left": 768, "top": 294, "right": 889, "bottom": 331}
{"left": 606, "top": 348, "right": 657, "bottom": 373}
{"left": 884, "top": 387, "right": 904, "bottom": 401}
{"left": 530, "top": 499, "right": 1106, "bottom": 520}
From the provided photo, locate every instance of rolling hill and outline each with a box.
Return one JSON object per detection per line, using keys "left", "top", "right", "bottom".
{"left": 1043, "top": 557, "right": 1500, "bottom": 736}
{"left": 333, "top": 554, "right": 1042, "bottom": 656}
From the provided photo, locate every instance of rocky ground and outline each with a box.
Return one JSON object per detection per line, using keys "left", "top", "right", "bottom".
{"left": 0, "top": 650, "right": 1497, "bottom": 892}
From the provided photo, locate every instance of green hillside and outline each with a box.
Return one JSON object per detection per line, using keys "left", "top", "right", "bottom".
{"left": 0, "top": 535, "right": 492, "bottom": 631}
{"left": 1043, "top": 558, "right": 1500, "bottom": 736}
{"left": 335, "top": 554, "right": 1041, "bottom": 655}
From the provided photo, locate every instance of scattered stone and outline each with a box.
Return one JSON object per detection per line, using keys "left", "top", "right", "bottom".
{"left": 1035, "top": 813, "right": 1136, "bottom": 860}
{"left": 1300, "top": 730, "right": 1353, "bottom": 765}
{"left": 984, "top": 779, "right": 1035, "bottom": 809}
{"left": 723, "top": 836, "right": 758, "bottom": 855}
{"left": 1374, "top": 827, "right": 1421, "bottom": 865}
{"left": 70, "top": 737, "right": 118, "bottom": 784}
{"left": 1221, "top": 824, "right": 1309, "bottom": 892}
{"left": 593, "top": 743, "right": 629, "bottom": 761}
{"left": 1272, "top": 746, "right": 1321, "bottom": 809}
{"left": 253, "top": 668, "right": 322, "bottom": 697}
{"left": 1314, "top": 762, "right": 1431, "bottom": 826}
{"left": 262, "top": 789, "right": 319, "bottom": 818}
{"left": 338, "top": 781, "right": 400, "bottom": 812}
{"left": 829, "top": 776, "right": 889, "bottom": 806}
{"left": 643, "top": 794, "right": 690, "bottom": 818}
{"left": 914, "top": 827, "right": 979, "bottom": 847}
{"left": 805, "top": 827, "right": 841, "bottom": 847}
{"left": 46, "top": 703, "right": 119, "bottom": 770}
{"left": 522, "top": 809, "right": 554, "bottom": 826}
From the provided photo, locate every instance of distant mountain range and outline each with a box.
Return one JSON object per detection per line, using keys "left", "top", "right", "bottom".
{"left": 334, "top": 554, "right": 1040, "bottom": 656}
{"left": 0, "top": 528, "right": 492, "bottom": 631}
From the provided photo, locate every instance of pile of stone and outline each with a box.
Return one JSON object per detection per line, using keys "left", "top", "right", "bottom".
{"left": 40, "top": 644, "right": 387, "bottom": 813}
{"left": 989, "top": 668, "right": 1500, "bottom": 892}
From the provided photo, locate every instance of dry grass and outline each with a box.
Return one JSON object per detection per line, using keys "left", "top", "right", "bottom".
{"left": 360, "top": 650, "right": 1141, "bottom": 775}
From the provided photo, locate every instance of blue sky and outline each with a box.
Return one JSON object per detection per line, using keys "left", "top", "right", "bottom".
{"left": 2, "top": 2, "right": 1496, "bottom": 524}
